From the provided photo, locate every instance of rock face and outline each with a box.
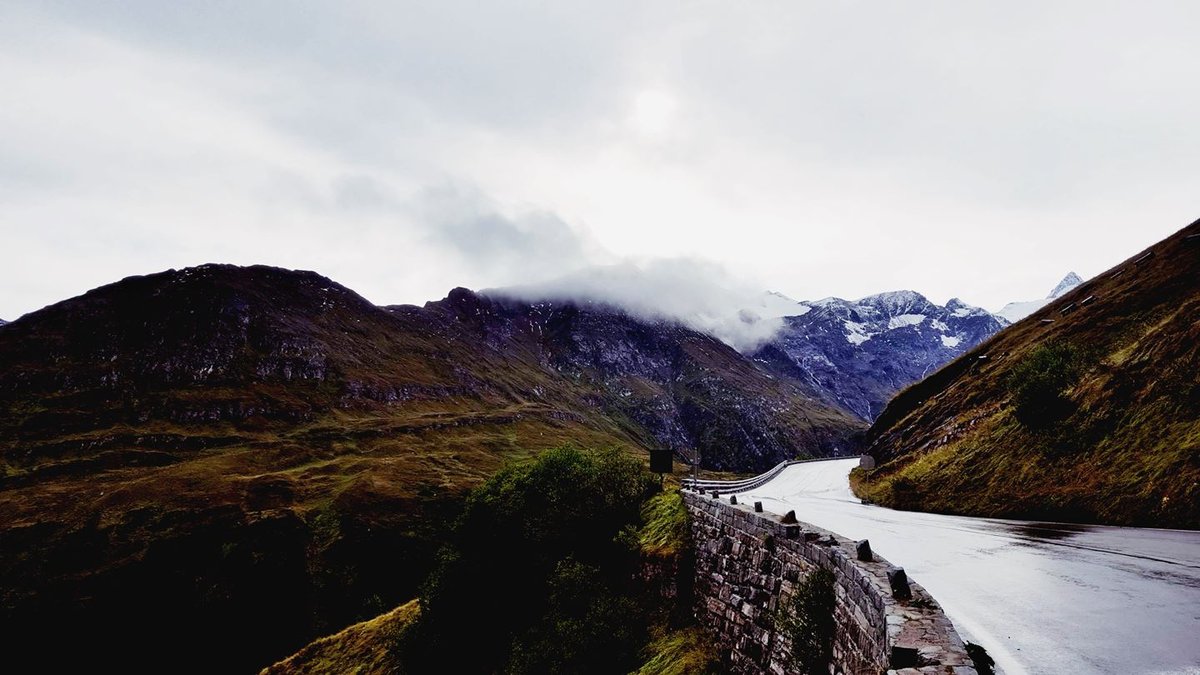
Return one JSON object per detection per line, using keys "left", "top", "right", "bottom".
{"left": 420, "top": 288, "right": 865, "bottom": 470}
{"left": 749, "top": 291, "right": 1006, "bottom": 421}
{"left": 995, "top": 272, "right": 1084, "bottom": 323}
{"left": 0, "top": 264, "right": 863, "bottom": 673}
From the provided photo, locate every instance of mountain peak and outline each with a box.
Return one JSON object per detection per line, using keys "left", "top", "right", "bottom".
{"left": 857, "top": 289, "right": 933, "bottom": 315}
{"left": 1047, "top": 272, "right": 1083, "bottom": 299}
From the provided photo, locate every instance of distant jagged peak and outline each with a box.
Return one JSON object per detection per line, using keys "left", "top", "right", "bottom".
{"left": 995, "top": 271, "right": 1086, "bottom": 323}
{"left": 1048, "top": 272, "right": 1083, "bottom": 299}
{"left": 810, "top": 296, "right": 848, "bottom": 308}
{"left": 856, "top": 289, "right": 935, "bottom": 315}
{"left": 944, "top": 297, "right": 991, "bottom": 318}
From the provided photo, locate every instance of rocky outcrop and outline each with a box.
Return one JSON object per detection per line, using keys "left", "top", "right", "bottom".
{"left": 683, "top": 491, "right": 976, "bottom": 675}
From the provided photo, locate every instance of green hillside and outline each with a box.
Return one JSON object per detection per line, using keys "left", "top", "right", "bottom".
{"left": 855, "top": 218, "right": 1200, "bottom": 528}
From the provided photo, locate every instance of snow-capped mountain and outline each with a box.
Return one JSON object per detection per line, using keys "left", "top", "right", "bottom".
{"left": 995, "top": 272, "right": 1083, "bottom": 323}
{"left": 748, "top": 290, "right": 1005, "bottom": 421}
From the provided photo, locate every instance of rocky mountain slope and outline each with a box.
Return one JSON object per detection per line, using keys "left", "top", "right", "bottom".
{"left": 995, "top": 271, "right": 1083, "bottom": 323}
{"left": 0, "top": 264, "right": 861, "bottom": 673}
{"left": 748, "top": 291, "right": 1006, "bottom": 420}
{"left": 855, "top": 219, "right": 1200, "bottom": 528}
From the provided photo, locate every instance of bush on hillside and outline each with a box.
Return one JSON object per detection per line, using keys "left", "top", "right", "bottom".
{"left": 1006, "top": 342, "right": 1084, "bottom": 429}
{"left": 398, "top": 446, "right": 658, "bottom": 674}
{"left": 777, "top": 567, "right": 835, "bottom": 675}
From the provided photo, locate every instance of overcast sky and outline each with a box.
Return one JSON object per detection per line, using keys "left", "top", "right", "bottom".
{"left": 2, "top": 1, "right": 1197, "bottom": 323}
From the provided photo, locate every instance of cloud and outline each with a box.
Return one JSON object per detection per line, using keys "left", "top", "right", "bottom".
{"left": 2, "top": 1, "right": 1199, "bottom": 323}
{"left": 489, "top": 258, "right": 789, "bottom": 352}
{"left": 410, "top": 184, "right": 786, "bottom": 351}
{"left": 413, "top": 184, "right": 604, "bottom": 284}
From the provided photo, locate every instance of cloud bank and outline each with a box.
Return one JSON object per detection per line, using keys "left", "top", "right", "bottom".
{"left": 488, "top": 258, "right": 793, "bottom": 352}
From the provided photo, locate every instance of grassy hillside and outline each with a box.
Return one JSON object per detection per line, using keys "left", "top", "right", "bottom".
{"left": 0, "top": 264, "right": 856, "bottom": 672}
{"left": 855, "top": 218, "right": 1200, "bottom": 528}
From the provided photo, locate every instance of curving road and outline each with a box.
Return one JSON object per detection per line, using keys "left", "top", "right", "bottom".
{"left": 725, "top": 458, "right": 1200, "bottom": 675}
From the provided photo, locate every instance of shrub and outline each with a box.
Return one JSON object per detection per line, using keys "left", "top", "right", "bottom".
{"left": 638, "top": 490, "right": 689, "bottom": 558}
{"left": 399, "top": 446, "right": 658, "bottom": 673}
{"left": 1006, "top": 342, "right": 1084, "bottom": 428}
{"left": 777, "top": 567, "right": 835, "bottom": 675}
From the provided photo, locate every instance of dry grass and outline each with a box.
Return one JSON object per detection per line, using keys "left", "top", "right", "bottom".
{"left": 261, "top": 599, "right": 420, "bottom": 675}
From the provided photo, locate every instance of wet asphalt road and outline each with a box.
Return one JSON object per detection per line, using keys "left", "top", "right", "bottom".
{"left": 731, "top": 459, "right": 1200, "bottom": 675}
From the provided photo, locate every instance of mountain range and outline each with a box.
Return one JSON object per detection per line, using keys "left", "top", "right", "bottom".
{"left": 0, "top": 255, "right": 1130, "bottom": 671}
{"left": 746, "top": 290, "right": 1006, "bottom": 420}
{"left": 0, "top": 264, "right": 860, "bottom": 672}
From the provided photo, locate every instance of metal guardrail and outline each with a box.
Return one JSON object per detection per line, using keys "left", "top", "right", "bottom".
{"left": 681, "top": 455, "right": 856, "bottom": 494}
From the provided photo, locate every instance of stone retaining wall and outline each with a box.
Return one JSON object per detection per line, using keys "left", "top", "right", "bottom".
{"left": 683, "top": 491, "right": 977, "bottom": 675}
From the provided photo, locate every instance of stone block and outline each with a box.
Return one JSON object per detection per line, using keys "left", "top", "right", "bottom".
{"left": 890, "top": 645, "right": 920, "bottom": 669}
{"left": 887, "top": 567, "right": 912, "bottom": 601}
{"left": 856, "top": 539, "right": 874, "bottom": 562}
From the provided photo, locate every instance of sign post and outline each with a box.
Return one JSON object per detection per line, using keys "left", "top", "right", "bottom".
{"left": 650, "top": 449, "right": 673, "bottom": 488}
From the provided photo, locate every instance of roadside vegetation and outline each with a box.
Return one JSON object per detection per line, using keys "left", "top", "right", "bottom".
{"left": 776, "top": 567, "right": 835, "bottom": 675}
{"left": 377, "top": 446, "right": 718, "bottom": 674}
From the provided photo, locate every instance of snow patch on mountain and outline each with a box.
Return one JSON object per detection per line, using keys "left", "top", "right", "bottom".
{"left": 844, "top": 321, "right": 874, "bottom": 345}
{"left": 888, "top": 314, "right": 926, "bottom": 330}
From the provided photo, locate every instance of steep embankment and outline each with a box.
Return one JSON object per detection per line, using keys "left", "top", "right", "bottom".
{"left": 0, "top": 264, "right": 860, "bottom": 672}
{"left": 856, "top": 219, "right": 1200, "bottom": 528}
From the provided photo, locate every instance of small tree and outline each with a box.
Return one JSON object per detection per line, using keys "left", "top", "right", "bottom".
{"left": 777, "top": 567, "right": 835, "bottom": 675}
